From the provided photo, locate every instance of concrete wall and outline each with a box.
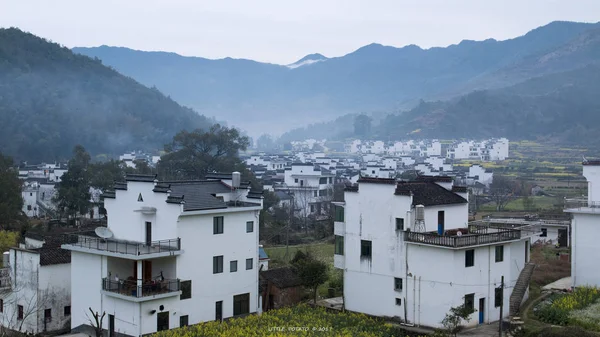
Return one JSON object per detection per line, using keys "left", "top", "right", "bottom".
{"left": 37, "top": 263, "right": 72, "bottom": 332}
{"left": 571, "top": 213, "right": 600, "bottom": 287}
{"left": 71, "top": 252, "right": 103, "bottom": 333}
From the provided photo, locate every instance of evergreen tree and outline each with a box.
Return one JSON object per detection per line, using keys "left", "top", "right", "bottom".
{"left": 0, "top": 153, "right": 25, "bottom": 229}
{"left": 54, "top": 145, "right": 92, "bottom": 219}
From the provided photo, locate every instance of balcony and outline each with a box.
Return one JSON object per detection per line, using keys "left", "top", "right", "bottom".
{"left": 404, "top": 226, "right": 523, "bottom": 249}
{"left": 564, "top": 198, "right": 600, "bottom": 213}
{"left": 102, "top": 278, "right": 180, "bottom": 302}
{"left": 62, "top": 235, "right": 182, "bottom": 259}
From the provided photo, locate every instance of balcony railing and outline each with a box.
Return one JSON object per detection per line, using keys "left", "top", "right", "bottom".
{"left": 564, "top": 198, "right": 600, "bottom": 211}
{"left": 63, "top": 235, "right": 181, "bottom": 256}
{"left": 102, "top": 278, "right": 180, "bottom": 298}
{"left": 404, "top": 229, "right": 521, "bottom": 248}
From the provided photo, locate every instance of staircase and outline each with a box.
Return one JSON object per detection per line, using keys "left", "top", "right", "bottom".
{"left": 510, "top": 262, "right": 536, "bottom": 316}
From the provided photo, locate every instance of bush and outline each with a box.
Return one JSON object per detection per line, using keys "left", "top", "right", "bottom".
{"left": 536, "top": 287, "right": 600, "bottom": 326}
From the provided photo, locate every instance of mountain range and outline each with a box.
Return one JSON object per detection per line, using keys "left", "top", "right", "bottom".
{"left": 0, "top": 28, "right": 213, "bottom": 162}
{"left": 73, "top": 21, "right": 600, "bottom": 136}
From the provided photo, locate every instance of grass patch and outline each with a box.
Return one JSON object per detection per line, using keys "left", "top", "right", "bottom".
{"left": 530, "top": 243, "right": 570, "bottom": 288}
{"left": 265, "top": 243, "right": 334, "bottom": 268}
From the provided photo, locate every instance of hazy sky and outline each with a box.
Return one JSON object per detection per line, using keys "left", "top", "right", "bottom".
{"left": 1, "top": 0, "right": 599, "bottom": 64}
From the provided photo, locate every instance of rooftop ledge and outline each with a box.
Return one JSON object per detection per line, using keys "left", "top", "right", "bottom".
{"left": 404, "top": 224, "right": 540, "bottom": 249}
{"left": 564, "top": 199, "right": 600, "bottom": 213}
{"left": 61, "top": 235, "right": 182, "bottom": 259}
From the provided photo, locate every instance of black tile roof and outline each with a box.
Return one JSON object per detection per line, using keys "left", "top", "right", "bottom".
{"left": 39, "top": 247, "right": 70, "bottom": 266}
{"left": 125, "top": 174, "right": 157, "bottom": 182}
{"left": 167, "top": 181, "right": 232, "bottom": 211}
{"left": 153, "top": 183, "right": 171, "bottom": 193}
{"left": 260, "top": 267, "right": 303, "bottom": 289}
{"left": 395, "top": 181, "right": 468, "bottom": 206}
{"left": 416, "top": 175, "right": 453, "bottom": 183}
{"left": 114, "top": 182, "right": 128, "bottom": 190}
{"left": 583, "top": 160, "right": 600, "bottom": 166}
{"left": 101, "top": 191, "right": 116, "bottom": 199}
{"left": 357, "top": 177, "right": 396, "bottom": 184}
{"left": 452, "top": 186, "right": 468, "bottom": 193}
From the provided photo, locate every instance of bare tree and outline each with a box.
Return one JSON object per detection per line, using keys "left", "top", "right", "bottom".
{"left": 86, "top": 307, "right": 106, "bottom": 337}
{"left": 489, "top": 175, "right": 516, "bottom": 211}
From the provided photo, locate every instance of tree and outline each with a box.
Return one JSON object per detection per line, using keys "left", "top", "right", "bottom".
{"left": 256, "top": 134, "right": 277, "bottom": 152}
{"left": 0, "top": 231, "right": 19, "bottom": 266}
{"left": 158, "top": 124, "right": 250, "bottom": 180}
{"left": 0, "top": 153, "right": 25, "bottom": 230}
{"left": 440, "top": 303, "right": 475, "bottom": 337}
{"left": 291, "top": 251, "right": 329, "bottom": 305}
{"left": 89, "top": 160, "right": 126, "bottom": 191}
{"left": 489, "top": 175, "right": 516, "bottom": 211}
{"left": 54, "top": 145, "right": 92, "bottom": 219}
{"left": 86, "top": 307, "right": 106, "bottom": 337}
{"left": 353, "top": 114, "right": 372, "bottom": 137}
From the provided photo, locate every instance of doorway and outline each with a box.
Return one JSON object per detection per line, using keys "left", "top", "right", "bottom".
{"left": 215, "top": 301, "right": 223, "bottom": 321}
{"left": 479, "top": 298, "right": 485, "bottom": 324}
{"left": 108, "top": 314, "right": 115, "bottom": 337}
{"left": 157, "top": 312, "right": 169, "bottom": 331}
{"left": 145, "top": 222, "right": 152, "bottom": 245}
{"left": 437, "top": 210, "right": 445, "bottom": 234}
{"left": 558, "top": 228, "right": 568, "bottom": 247}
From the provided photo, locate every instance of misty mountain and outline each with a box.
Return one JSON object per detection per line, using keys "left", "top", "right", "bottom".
{"left": 286, "top": 53, "right": 328, "bottom": 69}
{"left": 376, "top": 64, "right": 600, "bottom": 144}
{"left": 73, "top": 21, "right": 598, "bottom": 135}
{"left": 0, "top": 28, "right": 213, "bottom": 162}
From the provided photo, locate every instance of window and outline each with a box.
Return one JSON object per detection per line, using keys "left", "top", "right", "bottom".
{"left": 27, "top": 205, "right": 32, "bottom": 211}
{"left": 215, "top": 301, "right": 223, "bottom": 321}
{"left": 0, "top": 299, "right": 3, "bottom": 313}
{"left": 300, "top": 180, "right": 304, "bottom": 186}
{"left": 64, "top": 306, "right": 71, "bottom": 316}
{"left": 246, "top": 258, "right": 253, "bottom": 270}
{"left": 314, "top": 191, "right": 318, "bottom": 197}
{"left": 233, "top": 293, "right": 250, "bottom": 316}
{"left": 495, "top": 245, "right": 504, "bottom": 263}
{"left": 495, "top": 287, "right": 503, "bottom": 307}
{"left": 230, "top": 260, "right": 238, "bottom": 272}
{"left": 395, "top": 218, "right": 404, "bottom": 231}
{"left": 30, "top": 192, "right": 32, "bottom": 196}
{"left": 334, "top": 235, "right": 344, "bottom": 255}
{"left": 44, "top": 308, "right": 51, "bottom": 322}
{"left": 213, "top": 216, "right": 224, "bottom": 234}
{"left": 180, "top": 280, "right": 192, "bottom": 299}
{"left": 395, "top": 298, "right": 402, "bottom": 306}
{"left": 180, "top": 315, "right": 189, "bottom": 327}
{"left": 213, "top": 256, "right": 224, "bottom": 274}
{"left": 329, "top": 177, "right": 333, "bottom": 184}
{"left": 319, "top": 177, "right": 327, "bottom": 184}
{"left": 294, "top": 178, "right": 298, "bottom": 183}
{"left": 540, "top": 228, "right": 547, "bottom": 237}
{"left": 17, "top": 305, "right": 23, "bottom": 320}
{"left": 394, "top": 278, "right": 403, "bottom": 291}
{"left": 465, "top": 249, "right": 474, "bottom": 267}
{"left": 310, "top": 205, "right": 315, "bottom": 213}
{"left": 246, "top": 221, "right": 254, "bottom": 233}
{"left": 334, "top": 206, "right": 344, "bottom": 222}
{"left": 464, "top": 294, "right": 475, "bottom": 311}
{"left": 360, "top": 240, "right": 372, "bottom": 259}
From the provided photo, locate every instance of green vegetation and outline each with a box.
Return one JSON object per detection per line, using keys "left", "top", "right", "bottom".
{"left": 535, "top": 287, "right": 600, "bottom": 329}
{"left": 0, "top": 28, "right": 213, "bottom": 161}
{"left": 265, "top": 243, "right": 334, "bottom": 269}
{"left": 152, "top": 304, "right": 420, "bottom": 337}
{"left": 0, "top": 153, "right": 26, "bottom": 230}
{"left": 290, "top": 251, "right": 329, "bottom": 304}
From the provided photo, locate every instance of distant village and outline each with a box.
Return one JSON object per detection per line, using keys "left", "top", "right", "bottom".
{"left": 4, "top": 136, "right": 599, "bottom": 337}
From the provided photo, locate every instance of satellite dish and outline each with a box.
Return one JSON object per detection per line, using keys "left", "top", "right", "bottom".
{"left": 95, "top": 227, "right": 114, "bottom": 239}
{"left": 457, "top": 231, "right": 463, "bottom": 237}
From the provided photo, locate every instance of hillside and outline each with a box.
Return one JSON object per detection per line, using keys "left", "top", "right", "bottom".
{"left": 73, "top": 21, "right": 599, "bottom": 134}
{"left": 376, "top": 65, "right": 600, "bottom": 143}
{"left": 0, "top": 28, "right": 213, "bottom": 161}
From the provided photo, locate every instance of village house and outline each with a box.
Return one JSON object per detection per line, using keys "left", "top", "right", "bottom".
{"left": 565, "top": 160, "right": 600, "bottom": 288}
{"left": 334, "top": 176, "right": 537, "bottom": 328}
{"left": 275, "top": 163, "right": 334, "bottom": 217}
{"left": 61, "top": 173, "right": 263, "bottom": 337}
{"left": 260, "top": 267, "right": 303, "bottom": 311}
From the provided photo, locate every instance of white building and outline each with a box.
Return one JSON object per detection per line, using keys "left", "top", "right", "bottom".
{"left": 276, "top": 163, "right": 334, "bottom": 217}
{"left": 334, "top": 177, "right": 536, "bottom": 328}
{"left": 62, "top": 173, "right": 263, "bottom": 337}
{"left": 565, "top": 160, "right": 600, "bottom": 288}
{"left": 0, "top": 237, "right": 71, "bottom": 334}
{"left": 468, "top": 165, "right": 494, "bottom": 187}
{"left": 21, "top": 184, "right": 39, "bottom": 217}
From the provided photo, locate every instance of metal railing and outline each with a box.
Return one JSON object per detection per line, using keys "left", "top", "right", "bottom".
{"left": 564, "top": 198, "right": 600, "bottom": 211}
{"left": 102, "top": 278, "right": 180, "bottom": 298}
{"left": 404, "top": 230, "right": 521, "bottom": 248}
{"left": 63, "top": 235, "right": 181, "bottom": 255}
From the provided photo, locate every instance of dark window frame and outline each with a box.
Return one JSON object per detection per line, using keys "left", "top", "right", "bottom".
{"left": 44, "top": 308, "right": 52, "bottom": 322}
{"left": 230, "top": 260, "right": 238, "bottom": 272}
{"left": 180, "top": 280, "right": 192, "bottom": 299}
{"left": 179, "top": 315, "right": 189, "bottom": 327}
{"left": 464, "top": 293, "right": 475, "bottom": 311}
{"left": 213, "top": 216, "right": 224, "bottom": 234}
{"left": 64, "top": 305, "right": 71, "bottom": 316}
{"left": 396, "top": 218, "right": 404, "bottom": 231}
{"left": 395, "top": 298, "right": 402, "bottom": 306}
{"left": 213, "top": 256, "right": 224, "bottom": 274}
{"left": 246, "top": 221, "right": 254, "bottom": 233}
{"left": 465, "top": 249, "right": 475, "bottom": 267}
{"left": 334, "top": 235, "right": 344, "bottom": 255}
{"left": 17, "top": 305, "right": 23, "bottom": 320}
{"left": 540, "top": 228, "right": 547, "bottom": 237}
{"left": 394, "top": 277, "right": 403, "bottom": 291}
{"left": 360, "top": 240, "right": 372, "bottom": 259}
{"left": 319, "top": 177, "right": 327, "bottom": 184}
{"left": 233, "top": 293, "right": 250, "bottom": 316}
{"left": 495, "top": 287, "right": 503, "bottom": 308}
{"left": 246, "top": 258, "right": 253, "bottom": 270}
{"left": 495, "top": 245, "right": 504, "bottom": 263}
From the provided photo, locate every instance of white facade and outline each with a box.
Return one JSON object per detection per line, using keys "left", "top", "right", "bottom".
{"left": 0, "top": 247, "right": 71, "bottom": 334}
{"left": 22, "top": 187, "right": 39, "bottom": 217}
{"left": 566, "top": 162, "right": 600, "bottom": 288}
{"left": 336, "top": 178, "right": 531, "bottom": 328}
{"left": 63, "top": 174, "right": 262, "bottom": 337}
{"left": 468, "top": 165, "right": 494, "bottom": 187}
{"left": 276, "top": 164, "right": 334, "bottom": 217}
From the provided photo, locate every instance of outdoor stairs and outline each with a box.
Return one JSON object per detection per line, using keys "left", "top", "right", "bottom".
{"left": 509, "top": 262, "right": 536, "bottom": 316}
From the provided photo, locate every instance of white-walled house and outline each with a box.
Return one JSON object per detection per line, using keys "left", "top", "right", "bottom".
{"left": 565, "top": 160, "right": 600, "bottom": 288}
{"left": 334, "top": 177, "right": 536, "bottom": 328}
{"left": 62, "top": 173, "right": 263, "bottom": 337}
{"left": 0, "top": 238, "right": 71, "bottom": 335}
{"left": 21, "top": 184, "right": 39, "bottom": 217}
{"left": 276, "top": 163, "right": 334, "bottom": 217}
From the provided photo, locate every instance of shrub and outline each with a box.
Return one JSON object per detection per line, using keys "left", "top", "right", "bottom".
{"left": 536, "top": 287, "right": 600, "bottom": 326}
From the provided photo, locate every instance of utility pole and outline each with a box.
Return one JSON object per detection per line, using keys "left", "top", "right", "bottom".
{"left": 499, "top": 275, "right": 504, "bottom": 337}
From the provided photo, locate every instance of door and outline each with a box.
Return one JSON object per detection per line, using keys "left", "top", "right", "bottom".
{"left": 157, "top": 311, "right": 169, "bottom": 331}
{"left": 145, "top": 221, "right": 152, "bottom": 245}
{"left": 108, "top": 314, "right": 115, "bottom": 337}
{"left": 558, "top": 228, "right": 568, "bottom": 247}
{"left": 438, "top": 210, "right": 445, "bottom": 234}
{"left": 215, "top": 301, "right": 223, "bottom": 321}
{"left": 479, "top": 298, "right": 485, "bottom": 324}
{"left": 143, "top": 261, "right": 152, "bottom": 281}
